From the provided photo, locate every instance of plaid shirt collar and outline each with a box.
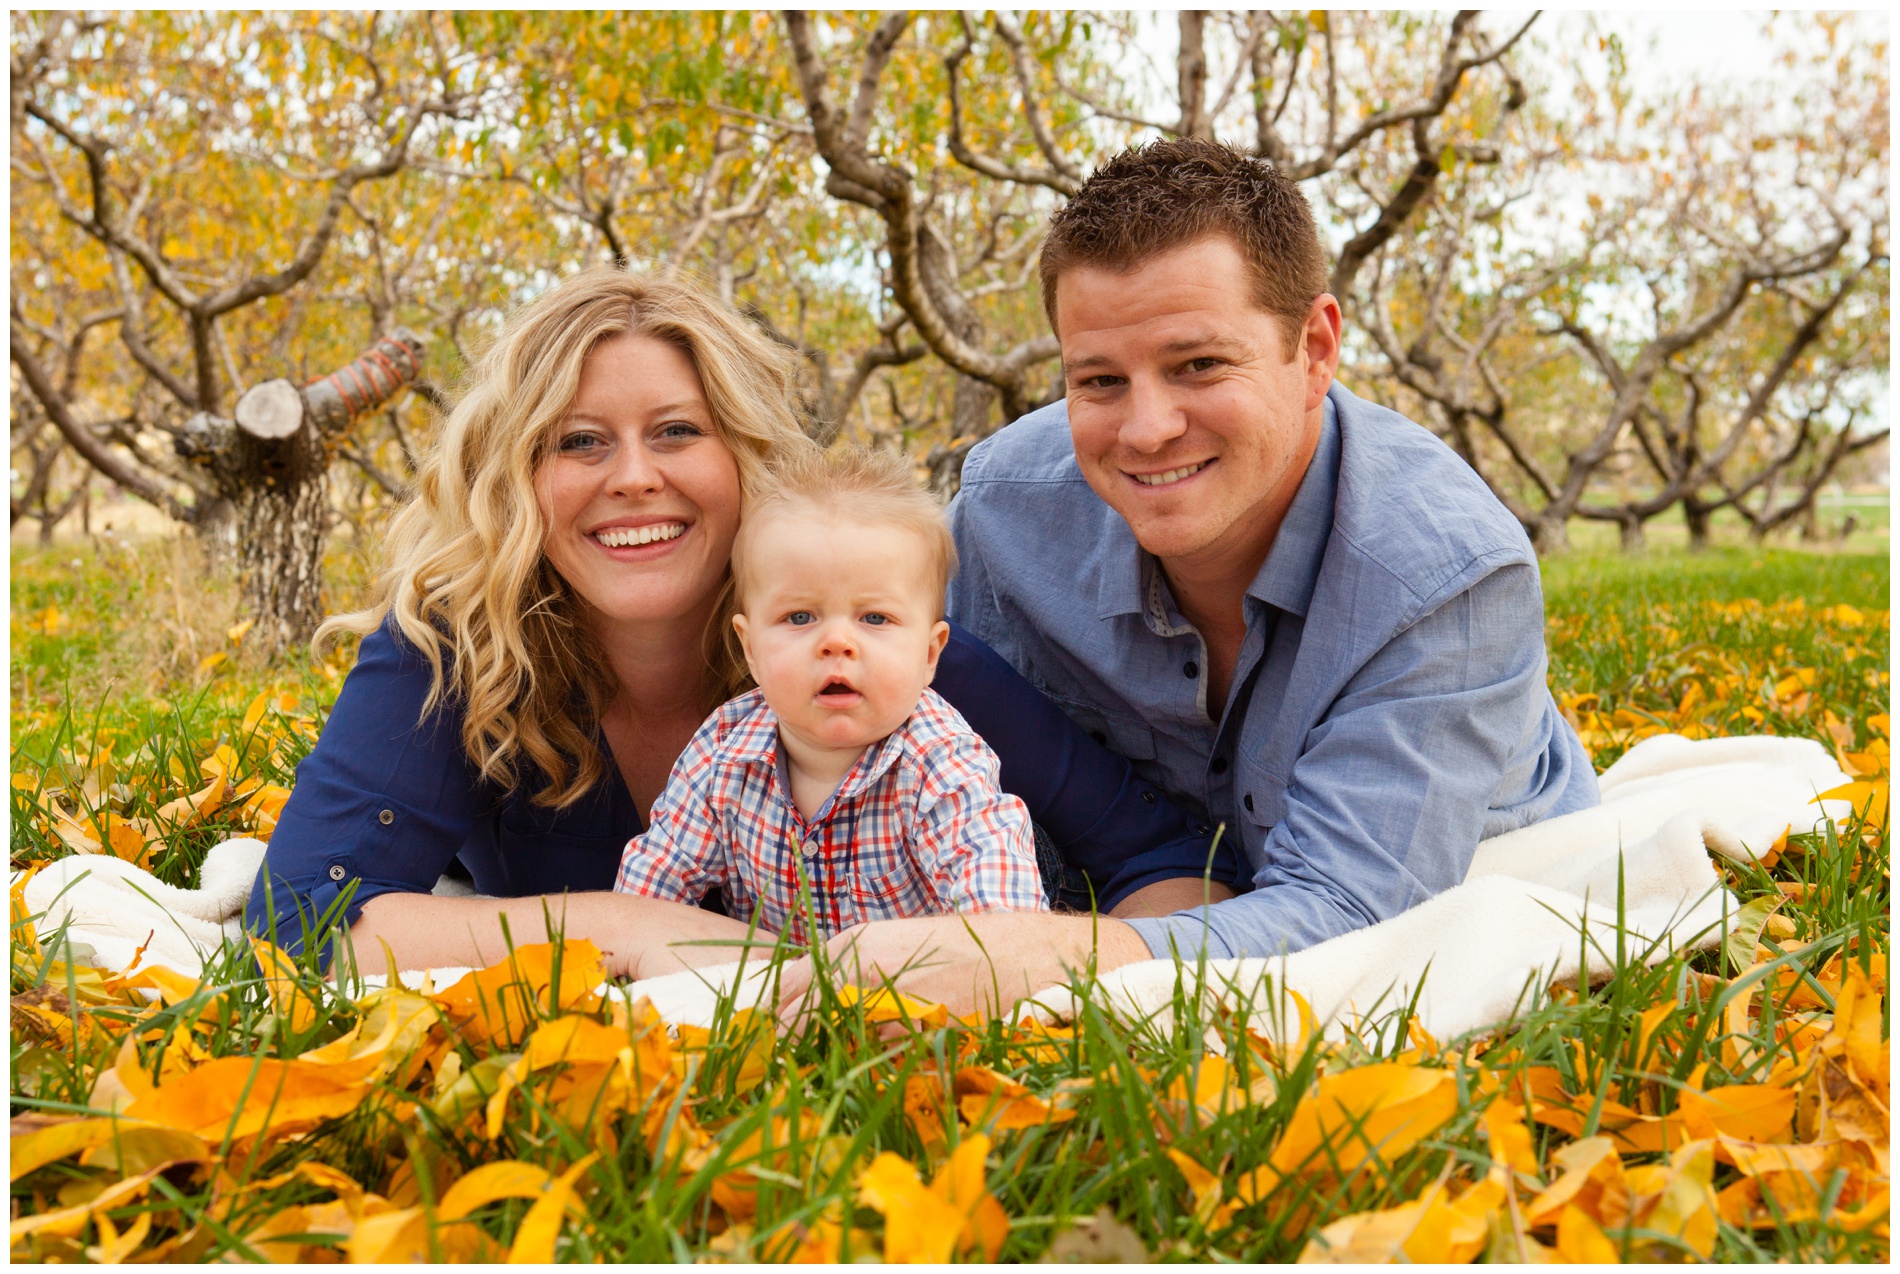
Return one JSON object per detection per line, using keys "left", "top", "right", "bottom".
{"left": 722, "top": 692, "right": 911, "bottom": 814}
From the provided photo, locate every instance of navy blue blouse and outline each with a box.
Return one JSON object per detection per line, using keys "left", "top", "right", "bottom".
{"left": 245, "top": 620, "right": 1240, "bottom": 954}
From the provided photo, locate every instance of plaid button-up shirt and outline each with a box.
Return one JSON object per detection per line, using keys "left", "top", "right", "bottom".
{"left": 615, "top": 687, "right": 1046, "bottom": 941}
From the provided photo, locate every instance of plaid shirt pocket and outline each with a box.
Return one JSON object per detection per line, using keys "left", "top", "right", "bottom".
{"left": 847, "top": 860, "right": 938, "bottom": 923}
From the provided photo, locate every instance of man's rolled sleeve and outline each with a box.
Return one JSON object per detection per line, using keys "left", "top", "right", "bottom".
{"left": 1124, "top": 560, "right": 1553, "bottom": 960}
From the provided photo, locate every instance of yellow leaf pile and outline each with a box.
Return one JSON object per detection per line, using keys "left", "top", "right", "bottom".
{"left": 9, "top": 560, "right": 1889, "bottom": 1261}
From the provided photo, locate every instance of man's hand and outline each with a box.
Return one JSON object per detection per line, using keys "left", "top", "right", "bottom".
{"left": 1108, "top": 877, "right": 1237, "bottom": 918}
{"left": 774, "top": 911, "right": 1155, "bottom": 1020}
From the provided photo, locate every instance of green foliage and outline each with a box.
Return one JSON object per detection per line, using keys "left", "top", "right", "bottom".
{"left": 9, "top": 541, "right": 1890, "bottom": 1261}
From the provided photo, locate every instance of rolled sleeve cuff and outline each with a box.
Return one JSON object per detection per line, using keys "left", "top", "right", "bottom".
{"left": 1122, "top": 910, "right": 1238, "bottom": 962}
{"left": 246, "top": 868, "right": 418, "bottom": 967}
{"left": 245, "top": 774, "right": 468, "bottom": 964}
{"left": 1120, "top": 883, "right": 1369, "bottom": 962}
{"left": 1095, "top": 836, "right": 1244, "bottom": 913}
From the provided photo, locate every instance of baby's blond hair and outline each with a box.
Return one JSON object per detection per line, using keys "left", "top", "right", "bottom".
{"left": 731, "top": 445, "right": 956, "bottom": 617}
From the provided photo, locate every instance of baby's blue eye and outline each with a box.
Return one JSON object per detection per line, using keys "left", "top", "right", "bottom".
{"left": 786, "top": 611, "right": 815, "bottom": 625}
{"left": 862, "top": 612, "right": 890, "bottom": 626}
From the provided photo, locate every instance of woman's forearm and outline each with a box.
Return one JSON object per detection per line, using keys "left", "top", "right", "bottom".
{"left": 348, "top": 890, "right": 771, "bottom": 980}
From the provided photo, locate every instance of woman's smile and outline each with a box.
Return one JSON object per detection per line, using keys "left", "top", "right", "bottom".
{"left": 592, "top": 519, "right": 689, "bottom": 550}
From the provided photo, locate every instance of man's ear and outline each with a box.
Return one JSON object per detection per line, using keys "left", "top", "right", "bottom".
{"left": 923, "top": 619, "right": 951, "bottom": 685}
{"left": 1300, "top": 293, "right": 1344, "bottom": 411}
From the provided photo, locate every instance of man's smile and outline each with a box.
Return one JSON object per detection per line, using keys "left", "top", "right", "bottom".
{"left": 1127, "top": 459, "right": 1214, "bottom": 488}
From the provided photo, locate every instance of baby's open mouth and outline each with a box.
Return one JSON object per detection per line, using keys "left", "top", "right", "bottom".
{"left": 820, "top": 680, "right": 856, "bottom": 696}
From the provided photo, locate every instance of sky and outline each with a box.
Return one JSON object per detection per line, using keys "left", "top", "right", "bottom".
{"left": 1595, "top": 10, "right": 1784, "bottom": 85}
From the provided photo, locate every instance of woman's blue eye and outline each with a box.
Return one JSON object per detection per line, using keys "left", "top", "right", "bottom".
{"left": 659, "top": 421, "right": 703, "bottom": 440}
{"left": 559, "top": 432, "right": 604, "bottom": 452}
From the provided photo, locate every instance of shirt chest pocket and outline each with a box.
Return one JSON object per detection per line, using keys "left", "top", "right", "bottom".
{"left": 849, "top": 863, "right": 936, "bottom": 921}
{"left": 1238, "top": 764, "right": 1289, "bottom": 830}
{"left": 1047, "top": 693, "right": 1158, "bottom": 762}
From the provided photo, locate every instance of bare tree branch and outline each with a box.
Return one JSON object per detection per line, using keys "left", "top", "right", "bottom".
{"left": 10, "top": 314, "right": 195, "bottom": 521}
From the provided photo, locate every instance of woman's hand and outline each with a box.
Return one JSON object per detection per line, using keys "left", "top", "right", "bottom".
{"left": 349, "top": 891, "right": 774, "bottom": 981}
{"left": 773, "top": 911, "right": 1153, "bottom": 1021}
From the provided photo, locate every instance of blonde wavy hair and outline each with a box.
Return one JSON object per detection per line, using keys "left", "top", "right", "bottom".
{"left": 321, "top": 267, "right": 812, "bottom": 808}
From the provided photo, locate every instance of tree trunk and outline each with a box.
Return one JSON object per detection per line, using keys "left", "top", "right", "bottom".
{"left": 175, "top": 330, "right": 426, "bottom": 648}
{"left": 1528, "top": 515, "right": 1569, "bottom": 556}
{"left": 232, "top": 424, "right": 333, "bottom": 650}
{"left": 1797, "top": 499, "right": 1820, "bottom": 542}
{"left": 1618, "top": 514, "right": 1645, "bottom": 553}
{"left": 951, "top": 373, "right": 996, "bottom": 441}
{"left": 1683, "top": 498, "right": 1713, "bottom": 551}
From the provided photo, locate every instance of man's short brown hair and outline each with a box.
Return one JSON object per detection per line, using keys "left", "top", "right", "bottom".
{"left": 1038, "top": 138, "right": 1329, "bottom": 347}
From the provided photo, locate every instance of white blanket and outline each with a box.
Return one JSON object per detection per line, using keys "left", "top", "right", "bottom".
{"left": 1027, "top": 733, "right": 1853, "bottom": 1042}
{"left": 18, "top": 838, "right": 475, "bottom": 977}
{"left": 628, "top": 733, "right": 1856, "bottom": 1040}
{"left": 19, "top": 735, "right": 1853, "bottom": 1045}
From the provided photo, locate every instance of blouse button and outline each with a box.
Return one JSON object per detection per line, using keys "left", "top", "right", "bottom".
{"left": 802, "top": 838, "right": 821, "bottom": 859}
{"left": 328, "top": 864, "right": 347, "bottom": 881}
{"left": 378, "top": 809, "right": 394, "bottom": 826}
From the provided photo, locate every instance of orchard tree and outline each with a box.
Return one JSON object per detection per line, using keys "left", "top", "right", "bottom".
{"left": 1357, "top": 14, "right": 1889, "bottom": 552}
{"left": 436, "top": 11, "right": 933, "bottom": 444}
{"left": 9, "top": 11, "right": 501, "bottom": 644}
{"left": 781, "top": 9, "right": 1536, "bottom": 488}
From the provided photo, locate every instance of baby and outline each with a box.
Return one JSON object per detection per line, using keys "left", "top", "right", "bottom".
{"left": 614, "top": 445, "right": 1048, "bottom": 942}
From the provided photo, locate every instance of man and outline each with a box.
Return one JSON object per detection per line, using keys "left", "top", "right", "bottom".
{"left": 778, "top": 138, "right": 1596, "bottom": 1014}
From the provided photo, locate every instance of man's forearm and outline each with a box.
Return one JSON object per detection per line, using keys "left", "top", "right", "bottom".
{"left": 349, "top": 891, "right": 767, "bottom": 980}
{"left": 1109, "top": 877, "right": 1238, "bottom": 921}
{"left": 809, "top": 910, "right": 1154, "bottom": 1018}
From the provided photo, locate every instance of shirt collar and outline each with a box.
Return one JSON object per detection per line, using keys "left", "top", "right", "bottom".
{"left": 1094, "top": 394, "right": 1340, "bottom": 622}
{"left": 1095, "top": 512, "right": 1146, "bottom": 619}
{"left": 732, "top": 694, "right": 911, "bottom": 817}
{"left": 1247, "top": 393, "right": 1340, "bottom": 620}
{"left": 724, "top": 693, "right": 783, "bottom": 765}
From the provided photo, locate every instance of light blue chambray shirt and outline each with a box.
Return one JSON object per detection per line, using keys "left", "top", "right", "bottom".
{"left": 946, "top": 382, "right": 1599, "bottom": 960}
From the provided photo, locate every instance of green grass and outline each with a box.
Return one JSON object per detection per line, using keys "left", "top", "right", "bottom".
{"left": 10, "top": 538, "right": 1892, "bottom": 1262}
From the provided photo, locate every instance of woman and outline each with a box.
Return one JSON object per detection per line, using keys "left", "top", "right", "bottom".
{"left": 247, "top": 268, "right": 1232, "bottom": 980}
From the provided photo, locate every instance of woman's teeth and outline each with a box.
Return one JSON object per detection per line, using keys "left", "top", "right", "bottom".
{"left": 1132, "top": 461, "right": 1209, "bottom": 487}
{"left": 595, "top": 522, "right": 686, "bottom": 548}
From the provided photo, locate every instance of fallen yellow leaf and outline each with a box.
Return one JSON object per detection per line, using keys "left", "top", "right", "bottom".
{"left": 432, "top": 940, "right": 605, "bottom": 1048}
{"left": 506, "top": 1152, "right": 597, "bottom": 1263}
{"left": 1242, "top": 1062, "right": 1459, "bottom": 1203}
{"left": 836, "top": 984, "right": 950, "bottom": 1030}
{"left": 955, "top": 1064, "right": 1077, "bottom": 1131}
